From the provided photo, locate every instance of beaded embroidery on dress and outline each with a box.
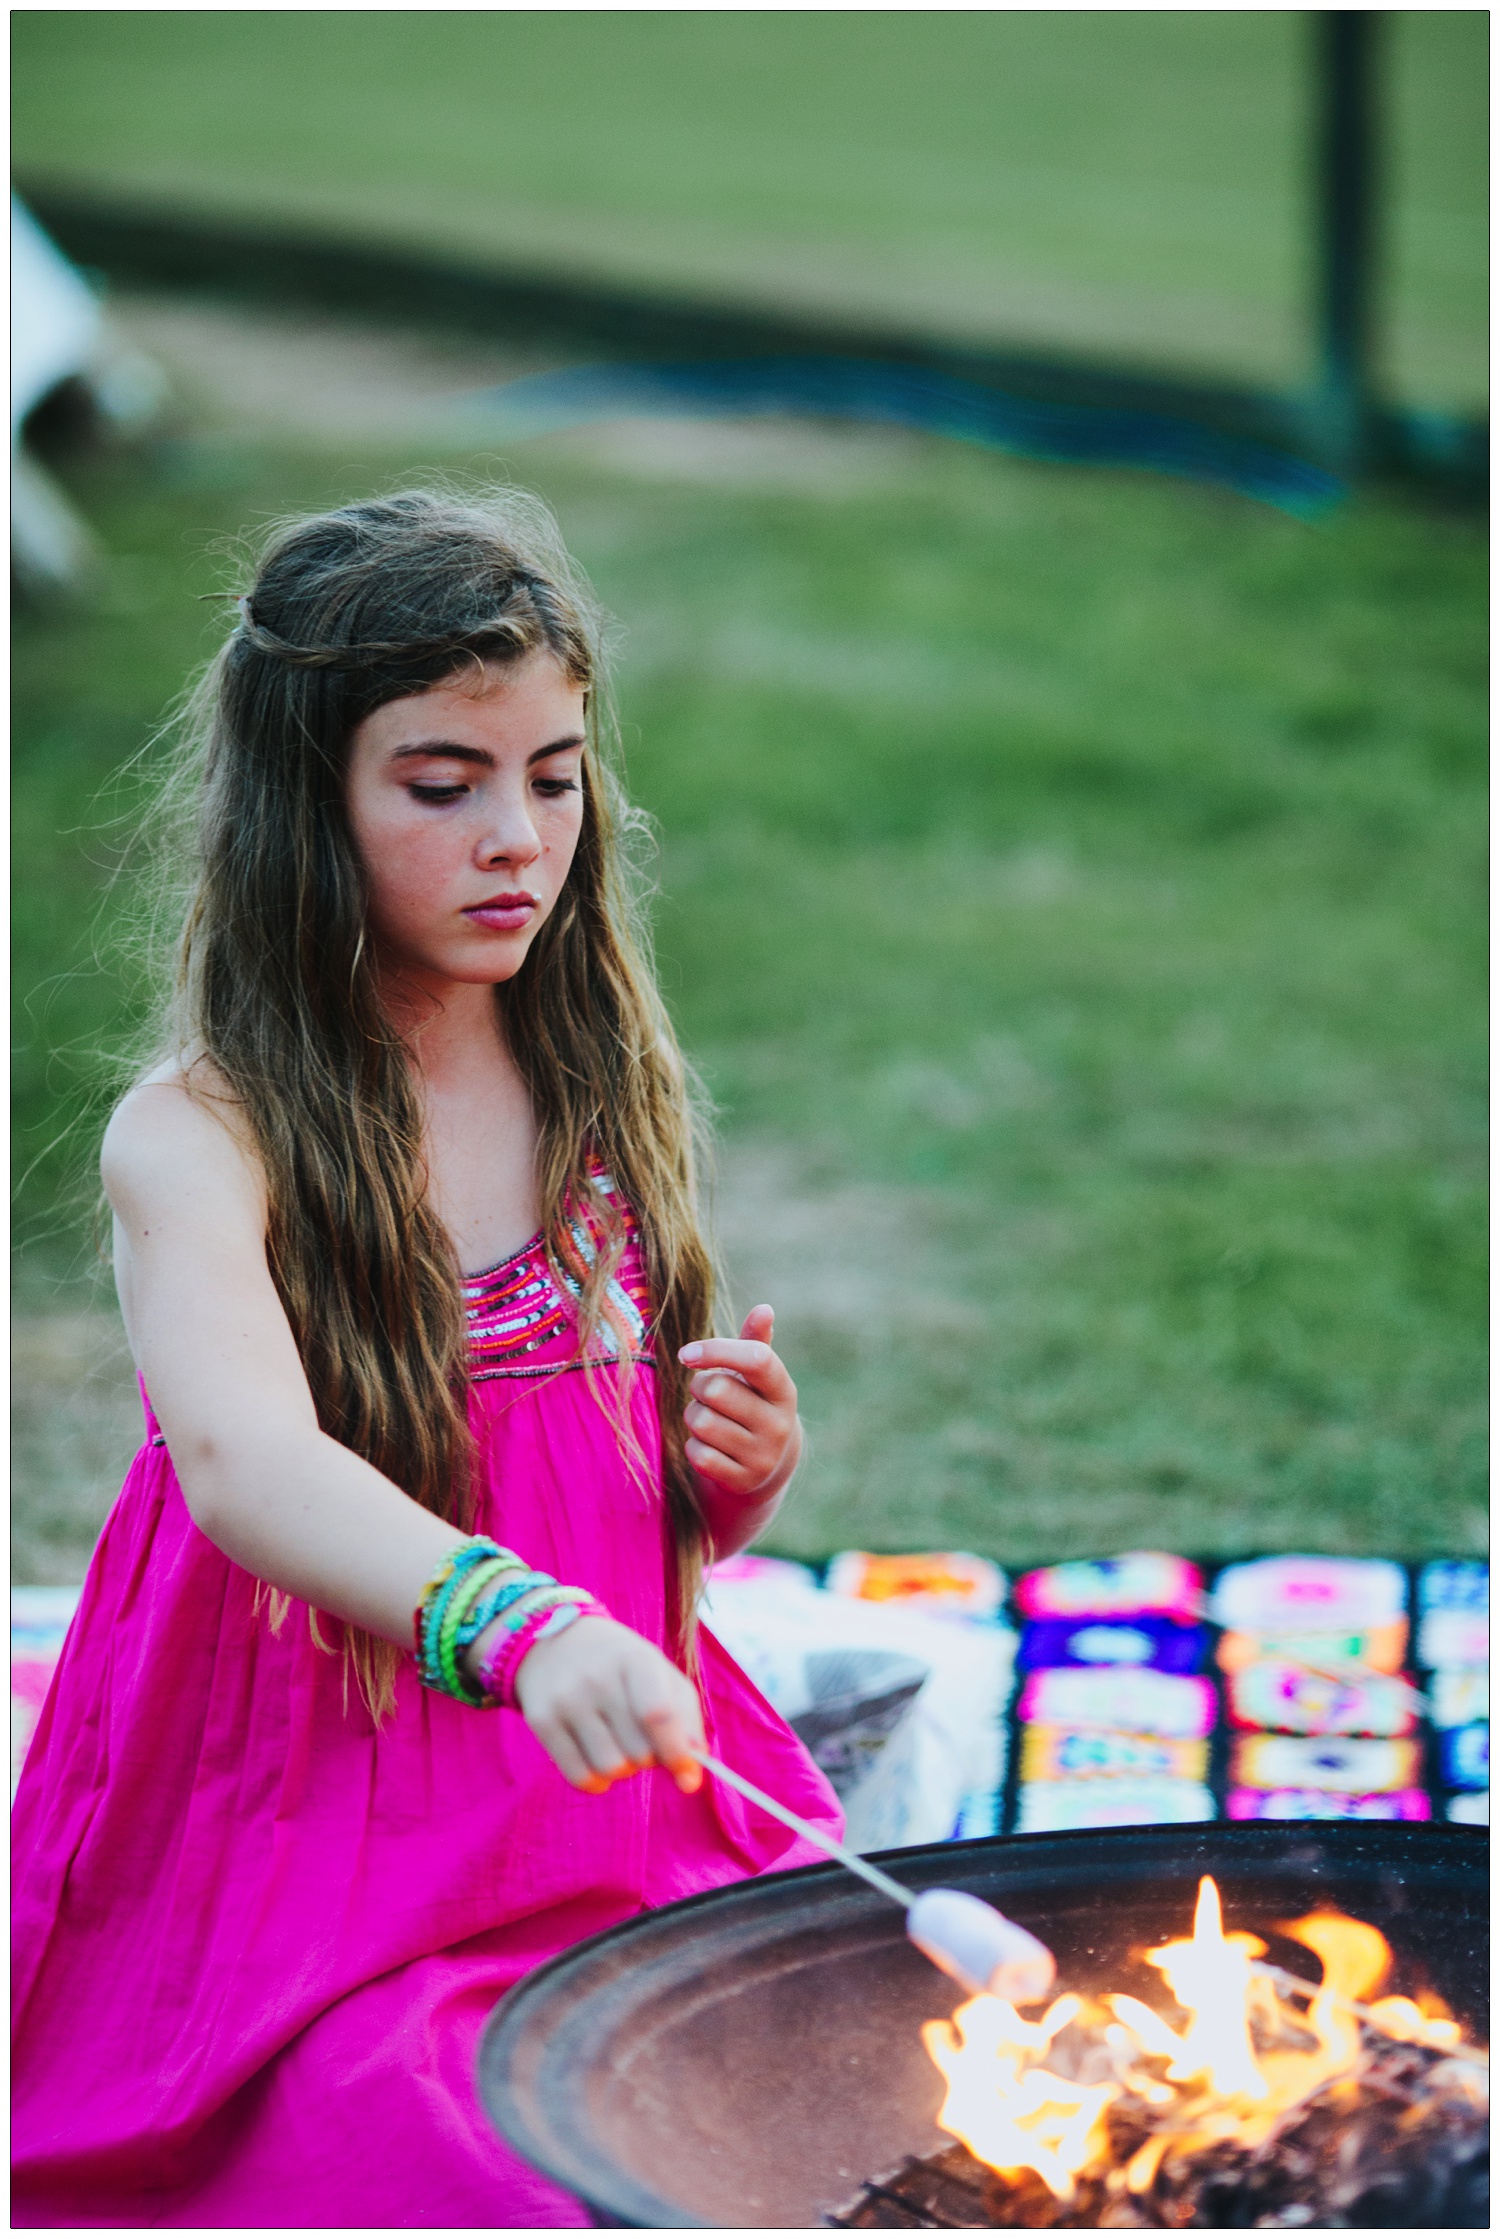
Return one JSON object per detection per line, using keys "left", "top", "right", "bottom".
{"left": 463, "top": 1171, "right": 654, "bottom": 1382}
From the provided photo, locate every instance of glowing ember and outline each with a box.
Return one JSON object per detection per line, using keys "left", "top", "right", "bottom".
{"left": 914, "top": 1876, "right": 1485, "bottom": 2222}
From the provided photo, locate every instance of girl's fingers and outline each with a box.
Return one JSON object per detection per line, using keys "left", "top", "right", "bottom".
{"left": 685, "top": 1434, "right": 757, "bottom": 1488}
{"left": 530, "top": 1714, "right": 606, "bottom": 1793}
{"left": 626, "top": 1672, "right": 704, "bottom": 1789}
{"left": 600, "top": 1695, "right": 655, "bottom": 1773}
{"left": 520, "top": 1623, "right": 705, "bottom": 1796}
{"left": 684, "top": 1401, "right": 760, "bottom": 1464}
{"left": 677, "top": 1337, "right": 795, "bottom": 1404}
{"left": 687, "top": 1370, "right": 767, "bottom": 1428}
{"left": 571, "top": 1707, "right": 636, "bottom": 1782}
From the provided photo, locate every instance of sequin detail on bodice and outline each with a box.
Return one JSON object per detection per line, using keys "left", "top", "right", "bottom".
{"left": 462, "top": 1173, "right": 653, "bottom": 1382}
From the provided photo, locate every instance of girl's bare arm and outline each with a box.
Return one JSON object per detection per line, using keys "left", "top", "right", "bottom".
{"left": 101, "top": 1077, "right": 702, "bottom": 1786}
{"left": 104, "top": 1078, "right": 470, "bottom": 1636}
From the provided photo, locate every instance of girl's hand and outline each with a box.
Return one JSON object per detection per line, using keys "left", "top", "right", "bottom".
{"left": 504, "top": 1614, "right": 705, "bottom": 1794}
{"left": 678, "top": 1306, "right": 802, "bottom": 1501}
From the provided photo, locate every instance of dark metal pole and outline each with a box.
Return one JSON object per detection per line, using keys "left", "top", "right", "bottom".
{"left": 1312, "top": 10, "right": 1380, "bottom": 471}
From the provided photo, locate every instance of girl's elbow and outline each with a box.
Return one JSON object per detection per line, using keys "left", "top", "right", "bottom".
{"left": 173, "top": 1429, "right": 268, "bottom": 1543}
{"left": 173, "top": 1440, "right": 234, "bottom": 1539}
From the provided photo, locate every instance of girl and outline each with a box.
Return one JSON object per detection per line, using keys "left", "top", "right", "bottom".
{"left": 12, "top": 488, "right": 841, "bottom": 2228}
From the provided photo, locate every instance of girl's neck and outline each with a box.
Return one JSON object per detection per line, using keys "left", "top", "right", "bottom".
{"left": 379, "top": 971, "right": 508, "bottom": 1091}
{"left": 378, "top": 970, "right": 541, "bottom": 1269}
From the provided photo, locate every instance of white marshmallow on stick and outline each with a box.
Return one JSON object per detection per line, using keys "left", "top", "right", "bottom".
{"left": 687, "top": 1746, "right": 1056, "bottom": 2004}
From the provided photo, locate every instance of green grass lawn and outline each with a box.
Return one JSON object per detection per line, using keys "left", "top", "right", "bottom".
{"left": 14, "top": 418, "right": 1484, "bottom": 1567}
{"left": 12, "top": 10, "right": 1487, "bottom": 409}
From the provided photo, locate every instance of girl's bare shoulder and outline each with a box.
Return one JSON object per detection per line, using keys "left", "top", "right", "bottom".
{"left": 101, "top": 1057, "right": 267, "bottom": 1221}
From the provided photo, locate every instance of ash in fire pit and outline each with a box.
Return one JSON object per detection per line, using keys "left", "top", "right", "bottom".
{"left": 831, "top": 1879, "right": 1488, "bottom": 2231}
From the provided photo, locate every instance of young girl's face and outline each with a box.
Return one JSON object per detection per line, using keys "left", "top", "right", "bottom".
{"left": 344, "top": 650, "right": 587, "bottom": 995}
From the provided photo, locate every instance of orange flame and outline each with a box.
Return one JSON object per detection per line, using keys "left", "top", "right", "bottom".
{"left": 921, "top": 1876, "right": 1481, "bottom": 2196}
{"left": 920, "top": 1995, "right": 1116, "bottom": 2200}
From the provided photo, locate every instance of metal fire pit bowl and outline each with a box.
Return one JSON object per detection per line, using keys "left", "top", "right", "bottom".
{"left": 478, "top": 1822, "right": 1486, "bottom": 2229}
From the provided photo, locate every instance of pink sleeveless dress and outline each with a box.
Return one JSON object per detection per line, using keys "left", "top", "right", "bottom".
{"left": 12, "top": 1183, "right": 841, "bottom": 2227}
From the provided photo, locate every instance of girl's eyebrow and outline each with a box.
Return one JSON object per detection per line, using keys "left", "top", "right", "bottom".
{"left": 389, "top": 734, "right": 586, "bottom": 766}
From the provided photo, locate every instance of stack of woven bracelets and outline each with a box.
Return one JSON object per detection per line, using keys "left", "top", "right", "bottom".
{"left": 414, "top": 1537, "right": 608, "bottom": 1709}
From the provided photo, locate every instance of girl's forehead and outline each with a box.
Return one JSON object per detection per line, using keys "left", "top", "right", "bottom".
{"left": 357, "top": 654, "right": 586, "bottom": 752}
{"left": 426, "top": 648, "right": 580, "bottom": 707}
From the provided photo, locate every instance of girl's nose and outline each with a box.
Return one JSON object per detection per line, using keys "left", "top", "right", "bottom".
{"left": 477, "top": 804, "right": 541, "bottom": 869}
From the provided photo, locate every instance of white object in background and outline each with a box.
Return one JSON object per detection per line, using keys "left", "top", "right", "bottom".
{"left": 12, "top": 198, "right": 104, "bottom": 590}
{"left": 11, "top": 198, "right": 100, "bottom": 438}
{"left": 702, "top": 1562, "right": 1015, "bottom": 1849}
{"left": 11, "top": 198, "right": 166, "bottom": 592}
{"left": 12, "top": 1586, "right": 83, "bottom": 1800}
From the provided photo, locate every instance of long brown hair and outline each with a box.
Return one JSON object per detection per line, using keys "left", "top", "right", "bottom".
{"left": 155, "top": 486, "right": 715, "bottom": 1714}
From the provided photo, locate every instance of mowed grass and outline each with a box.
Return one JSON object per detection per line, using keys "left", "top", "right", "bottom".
{"left": 11, "top": 9, "right": 1487, "bottom": 408}
{"left": 13, "top": 427, "right": 1486, "bottom": 1563}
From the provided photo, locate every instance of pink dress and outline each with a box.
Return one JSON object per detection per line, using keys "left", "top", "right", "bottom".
{"left": 12, "top": 1185, "right": 841, "bottom": 2227}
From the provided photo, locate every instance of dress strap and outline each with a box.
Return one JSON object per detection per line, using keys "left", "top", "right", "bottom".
{"left": 137, "top": 1373, "right": 168, "bottom": 1448}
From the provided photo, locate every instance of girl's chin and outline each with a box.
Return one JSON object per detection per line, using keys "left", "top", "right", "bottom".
{"left": 375, "top": 938, "right": 536, "bottom": 996}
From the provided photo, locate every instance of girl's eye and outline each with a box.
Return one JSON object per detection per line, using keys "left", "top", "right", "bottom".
{"left": 534, "top": 777, "right": 579, "bottom": 798}
{"left": 408, "top": 783, "right": 467, "bottom": 805}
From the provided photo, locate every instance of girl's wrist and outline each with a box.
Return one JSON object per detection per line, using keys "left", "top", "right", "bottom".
{"left": 412, "top": 1537, "right": 606, "bottom": 1708}
{"left": 466, "top": 1596, "right": 610, "bottom": 1708}
{"left": 698, "top": 1419, "right": 802, "bottom": 1559}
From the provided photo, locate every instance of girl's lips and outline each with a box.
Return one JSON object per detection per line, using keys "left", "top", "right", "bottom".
{"left": 463, "top": 894, "right": 538, "bottom": 932}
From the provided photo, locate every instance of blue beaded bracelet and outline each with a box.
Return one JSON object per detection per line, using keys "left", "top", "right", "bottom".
{"left": 416, "top": 1539, "right": 522, "bottom": 1692}
{"left": 453, "top": 1569, "right": 556, "bottom": 1654}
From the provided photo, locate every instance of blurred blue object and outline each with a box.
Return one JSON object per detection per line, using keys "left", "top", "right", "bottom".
{"left": 459, "top": 356, "right": 1344, "bottom": 515}
{"left": 1419, "top": 1560, "right": 1489, "bottom": 1617}
{"left": 1017, "top": 1616, "right": 1210, "bottom": 1675}
{"left": 1440, "top": 1724, "right": 1490, "bottom": 1793}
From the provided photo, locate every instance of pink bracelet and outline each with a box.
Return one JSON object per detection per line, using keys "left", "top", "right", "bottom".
{"left": 478, "top": 1595, "right": 609, "bottom": 1709}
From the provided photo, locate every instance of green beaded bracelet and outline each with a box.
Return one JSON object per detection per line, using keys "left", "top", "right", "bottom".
{"left": 415, "top": 1539, "right": 524, "bottom": 1692}
{"left": 495, "top": 1582, "right": 594, "bottom": 1635}
{"left": 435, "top": 1559, "right": 513, "bottom": 1704}
{"left": 455, "top": 1569, "right": 556, "bottom": 1655}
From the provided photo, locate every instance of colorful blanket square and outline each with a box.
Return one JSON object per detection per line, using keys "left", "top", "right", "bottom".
{"left": 1014, "top": 1552, "right": 1202, "bottom": 1624}
{"left": 1418, "top": 1560, "right": 1488, "bottom": 1617}
{"left": 1230, "top": 1733, "right": 1422, "bottom": 1794}
{"left": 1017, "top": 1666, "right": 1217, "bottom": 1739}
{"left": 1212, "top": 1556, "right": 1406, "bottom": 1635}
{"left": 1215, "top": 1620, "right": 1407, "bottom": 1676}
{"left": 1016, "top": 1616, "right": 1208, "bottom": 1675}
{"left": 1438, "top": 1723, "right": 1489, "bottom": 1792}
{"left": 1226, "top": 1786, "right": 1431, "bottom": 1822}
{"left": 1429, "top": 1668, "right": 1488, "bottom": 1730}
{"left": 1016, "top": 1777, "right": 1215, "bottom": 1832}
{"left": 1226, "top": 1659, "right": 1417, "bottom": 1738}
{"left": 824, "top": 1550, "right": 1005, "bottom": 1621}
{"left": 1019, "top": 1726, "right": 1209, "bottom": 1783}
{"left": 1447, "top": 1793, "right": 1488, "bottom": 1826}
{"left": 1416, "top": 1609, "right": 1489, "bottom": 1670}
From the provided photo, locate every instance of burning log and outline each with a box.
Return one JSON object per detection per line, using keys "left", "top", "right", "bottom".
{"left": 831, "top": 2041, "right": 1487, "bottom": 2227}
{"left": 830, "top": 1879, "right": 1488, "bottom": 2231}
